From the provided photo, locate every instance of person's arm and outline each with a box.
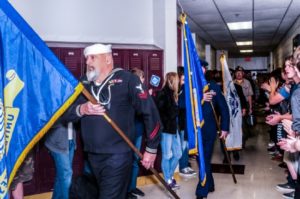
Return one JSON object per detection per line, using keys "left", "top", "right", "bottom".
{"left": 248, "top": 95, "right": 253, "bottom": 114}
{"left": 61, "top": 91, "right": 106, "bottom": 124}
{"left": 269, "top": 92, "right": 285, "bottom": 105}
{"left": 128, "top": 74, "right": 161, "bottom": 169}
{"left": 203, "top": 90, "right": 214, "bottom": 102}
{"left": 291, "top": 89, "right": 300, "bottom": 134}
{"left": 294, "top": 138, "right": 300, "bottom": 151}
{"left": 213, "top": 84, "right": 230, "bottom": 139}
{"left": 266, "top": 112, "right": 292, "bottom": 126}
{"left": 235, "top": 84, "right": 247, "bottom": 115}
{"left": 61, "top": 76, "right": 106, "bottom": 122}
{"left": 269, "top": 83, "right": 289, "bottom": 105}
{"left": 278, "top": 137, "right": 300, "bottom": 153}
{"left": 246, "top": 80, "right": 254, "bottom": 114}
{"left": 282, "top": 119, "right": 296, "bottom": 137}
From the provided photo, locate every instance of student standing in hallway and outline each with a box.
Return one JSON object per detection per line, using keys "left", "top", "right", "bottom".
{"left": 177, "top": 66, "right": 197, "bottom": 177}
{"left": 45, "top": 121, "right": 76, "bottom": 199}
{"left": 155, "top": 72, "right": 182, "bottom": 190}
{"left": 234, "top": 66, "right": 254, "bottom": 148}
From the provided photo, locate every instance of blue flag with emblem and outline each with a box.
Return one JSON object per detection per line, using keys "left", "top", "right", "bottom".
{"left": 0, "top": 1, "right": 83, "bottom": 197}
{"left": 0, "top": 59, "right": 7, "bottom": 198}
{"left": 181, "top": 14, "right": 208, "bottom": 186}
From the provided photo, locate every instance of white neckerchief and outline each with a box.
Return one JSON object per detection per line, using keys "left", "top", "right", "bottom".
{"left": 91, "top": 68, "right": 123, "bottom": 105}
{"left": 91, "top": 73, "right": 114, "bottom": 105}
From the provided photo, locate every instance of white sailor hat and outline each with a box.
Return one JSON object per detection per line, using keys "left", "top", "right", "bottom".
{"left": 84, "top": 43, "right": 112, "bottom": 57}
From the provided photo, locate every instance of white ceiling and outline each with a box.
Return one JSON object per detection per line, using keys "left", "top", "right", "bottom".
{"left": 178, "top": 0, "right": 300, "bottom": 57}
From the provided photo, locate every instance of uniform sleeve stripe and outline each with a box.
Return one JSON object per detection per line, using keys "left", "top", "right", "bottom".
{"left": 150, "top": 122, "right": 160, "bottom": 139}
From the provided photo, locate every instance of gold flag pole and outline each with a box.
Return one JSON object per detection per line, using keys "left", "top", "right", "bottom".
{"left": 210, "top": 102, "right": 237, "bottom": 184}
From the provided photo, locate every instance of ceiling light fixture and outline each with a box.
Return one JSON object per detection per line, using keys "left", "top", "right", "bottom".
{"left": 227, "top": 21, "right": 252, "bottom": 30}
{"left": 236, "top": 41, "right": 253, "bottom": 46}
{"left": 240, "top": 49, "right": 253, "bottom": 53}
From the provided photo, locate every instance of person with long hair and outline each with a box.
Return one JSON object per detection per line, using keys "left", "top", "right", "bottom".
{"left": 278, "top": 60, "right": 300, "bottom": 199}
{"left": 155, "top": 72, "right": 182, "bottom": 190}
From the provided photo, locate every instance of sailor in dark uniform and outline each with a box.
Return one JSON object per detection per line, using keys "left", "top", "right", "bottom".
{"left": 65, "top": 44, "right": 161, "bottom": 199}
{"left": 196, "top": 64, "right": 230, "bottom": 199}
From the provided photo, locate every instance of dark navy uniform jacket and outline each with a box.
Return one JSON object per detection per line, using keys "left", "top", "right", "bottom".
{"left": 65, "top": 68, "right": 161, "bottom": 154}
{"left": 202, "top": 81, "right": 230, "bottom": 140}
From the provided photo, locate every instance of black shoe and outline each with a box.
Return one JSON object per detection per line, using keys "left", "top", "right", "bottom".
{"left": 131, "top": 188, "right": 145, "bottom": 197}
{"left": 283, "top": 191, "right": 295, "bottom": 199}
{"left": 278, "top": 162, "right": 287, "bottom": 168}
{"left": 276, "top": 182, "right": 295, "bottom": 193}
{"left": 127, "top": 192, "right": 137, "bottom": 199}
{"left": 233, "top": 151, "right": 240, "bottom": 161}
{"left": 196, "top": 197, "right": 204, "bottom": 199}
{"left": 242, "top": 140, "right": 246, "bottom": 149}
{"left": 223, "top": 157, "right": 228, "bottom": 164}
{"left": 223, "top": 155, "right": 231, "bottom": 164}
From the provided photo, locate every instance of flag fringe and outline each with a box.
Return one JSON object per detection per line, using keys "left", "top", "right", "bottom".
{"left": 201, "top": 174, "right": 207, "bottom": 187}
{"left": 189, "top": 148, "right": 198, "bottom": 155}
{"left": 226, "top": 147, "right": 242, "bottom": 151}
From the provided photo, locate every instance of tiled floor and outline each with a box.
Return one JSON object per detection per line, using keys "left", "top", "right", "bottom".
{"left": 25, "top": 119, "right": 287, "bottom": 199}
{"left": 139, "top": 121, "right": 286, "bottom": 199}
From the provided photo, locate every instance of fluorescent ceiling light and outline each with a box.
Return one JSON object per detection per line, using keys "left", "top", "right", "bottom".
{"left": 240, "top": 49, "right": 253, "bottom": 53}
{"left": 236, "top": 41, "right": 253, "bottom": 46}
{"left": 227, "top": 21, "right": 252, "bottom": 30}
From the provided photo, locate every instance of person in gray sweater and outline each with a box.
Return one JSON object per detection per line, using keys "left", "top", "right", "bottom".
{"left": 45, "top": 121, "right": 76, "bottom": 199}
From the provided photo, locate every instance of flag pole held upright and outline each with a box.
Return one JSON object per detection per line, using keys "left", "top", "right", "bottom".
{"left": 181, "top": 13, "right": 208, "bottom": 187}
{"left": 82, "top": 89, "right": 180, "bottom": 199}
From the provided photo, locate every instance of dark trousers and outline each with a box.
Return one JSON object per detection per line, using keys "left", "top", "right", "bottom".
{"left": 88, "top": 152, "right": 132, "bottom": 199}
{"left": 295, "top": 184, "right": 300, "bottom": 199}
{"left": 196, "top": 139, "right": 215, "bottom": 197}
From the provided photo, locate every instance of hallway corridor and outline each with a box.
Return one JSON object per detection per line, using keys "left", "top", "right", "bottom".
{"left": 25, "top": 116, "right": 287, "bottom": 199}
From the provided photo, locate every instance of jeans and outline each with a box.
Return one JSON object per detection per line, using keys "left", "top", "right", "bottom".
{"left": 161, "top": 132, "right": 182, "bottom": 182}
{"left": 83, "top": 159, "right": 93, "bottom": 175}
{"left": 50, "top": 140, "right": 75, "bottom": 199}
{"left": 128, "top": 135, "right": 143, "bottom": 192}
{"left": 179, "top": 130, "right": 189, "bottom": 170}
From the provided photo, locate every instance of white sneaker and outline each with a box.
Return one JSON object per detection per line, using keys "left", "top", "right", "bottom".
{"left": 187, "top": 167, "right": 197, "bottom": 175}
{"left": 268, "top": 142, "right": 275, "bottom": 148}
{"left": 179, "top": 167, "right": 197, "bottom": 177}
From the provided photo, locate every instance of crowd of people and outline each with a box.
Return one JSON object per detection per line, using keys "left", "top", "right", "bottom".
{"left": 259, "top": 46, "right": 300, "bottom": 199}
{"left": 12, "top": 43, "right": 300, "bottom": 199}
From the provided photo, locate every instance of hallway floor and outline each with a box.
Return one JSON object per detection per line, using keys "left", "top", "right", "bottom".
{"left": 138, "top": 120, "right": 286, "bottom": 199}
{"left": 25, "top": 119, "right": 287, "bottom": 199}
